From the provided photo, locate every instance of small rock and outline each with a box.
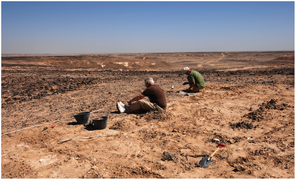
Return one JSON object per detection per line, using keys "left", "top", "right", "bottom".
{"left": 51, "top": 85, "right": 59, "bottom": 90}
{"left": 229, "top": 139, "right": 235, "bottom": 144}
{"left": 234, "top": 164, "right": 247, "bottom": 171}
{"left": 5, "top": 97, "right": 12, "bottom": 102}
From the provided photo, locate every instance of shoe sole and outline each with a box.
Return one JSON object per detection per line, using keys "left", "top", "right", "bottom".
{"left": 117, "top": 102, "right": 125, "bottom": 113}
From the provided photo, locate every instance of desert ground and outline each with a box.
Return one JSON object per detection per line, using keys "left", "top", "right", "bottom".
{"left": 1, "top": 51, "right": 294, "bottom": 178}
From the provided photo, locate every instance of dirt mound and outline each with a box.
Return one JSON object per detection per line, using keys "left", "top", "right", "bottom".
{"left": 243, "top": 99, "right": 293, "bottom": 122}
{"left": 109, "top": 119, "right": 136, "bottom": 131}
{"left": 229, "top": 121, "right": 258, "bottom": 130}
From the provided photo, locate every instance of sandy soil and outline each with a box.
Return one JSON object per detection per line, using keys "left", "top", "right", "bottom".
{"left": 1, "top": 51, "right": 294, "bottom": 178}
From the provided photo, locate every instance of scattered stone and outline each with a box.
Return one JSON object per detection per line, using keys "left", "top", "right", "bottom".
{"left": 212, "top": 138, "right": 220, "bottom": 142}
{"left": 161, "top": 151, "right": 178, "bottom": 163}
{"left": 229, "top": 121, "right": 254, "bottom": 130}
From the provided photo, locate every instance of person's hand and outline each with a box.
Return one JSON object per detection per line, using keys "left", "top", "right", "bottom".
{"left": 128, "top": 100, "right": 132, "bottom": 105}
{"left": 185, "top": 89, "right": 191, "bottom": 93}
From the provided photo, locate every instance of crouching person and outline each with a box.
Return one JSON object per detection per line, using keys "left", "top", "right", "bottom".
{"left": 182, "top": 66, "right": 205, "bottom": 93}
{"left": 117, "top": 77, "right": 167, "bottom": 113}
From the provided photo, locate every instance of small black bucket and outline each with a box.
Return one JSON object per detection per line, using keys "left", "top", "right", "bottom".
{"left": 73, "top": 112, "right": 90, "bottom": 125}
{"left": 93, "top": 116, "right": 108, "bottom": 130}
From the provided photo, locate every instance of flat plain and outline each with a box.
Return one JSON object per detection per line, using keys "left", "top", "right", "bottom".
{"left": 1, "top": 51, "right": 294, "bottom": 178}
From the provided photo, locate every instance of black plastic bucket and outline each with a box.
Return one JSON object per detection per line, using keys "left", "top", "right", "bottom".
{"left": 93, "top": 116, "right": 108, "bottom": 130}
{"left": 73, "top": 112, "right": 90, "bottom": 125}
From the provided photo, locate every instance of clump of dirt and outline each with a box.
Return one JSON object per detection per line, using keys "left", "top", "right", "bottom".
{"left": 270, "top": 155, "right": 294, "bottom": 170}
{"left": 243, "top": 99, "right": 292, "bottom": 122}
{"left": 161, "top": 151, "right": 179, "bottom": 162}
{"left": 251, "top": 147, "right": 277, "bottom": 156}
{"left": 229, "top": 121, "right": 259, "bottom": 130}
{"left": 161, "top": 151, "right": 197, "bottom": 171}
{"left": 143, "top": 110, "right": 174, "bottom": 122}
{"left": 109, "top": 119, "right": 136, "bottom": 131}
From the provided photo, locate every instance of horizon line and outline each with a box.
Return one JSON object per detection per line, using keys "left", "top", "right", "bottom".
{"left": 2, "top": 50, "right": 294, "bottom": 57}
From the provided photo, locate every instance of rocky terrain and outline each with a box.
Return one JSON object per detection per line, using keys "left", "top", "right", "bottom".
{"left": 1, "top": 51, "right": 294, "bottom": 178}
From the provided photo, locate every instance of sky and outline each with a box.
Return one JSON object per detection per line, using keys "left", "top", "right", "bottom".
{"left": 1, "top": 1, "right": 295, "bottom": 54}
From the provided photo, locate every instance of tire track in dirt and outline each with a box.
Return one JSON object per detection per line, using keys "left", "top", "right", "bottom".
{"left": 201, "top": 52, "right": 225, "bottom": 67}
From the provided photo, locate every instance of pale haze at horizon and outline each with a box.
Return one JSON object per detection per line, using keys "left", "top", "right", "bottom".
{"left": 1, "top": 1, "right": 294, "bottom": 54}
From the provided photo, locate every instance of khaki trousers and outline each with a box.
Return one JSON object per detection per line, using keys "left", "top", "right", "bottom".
{"left": 126, "top": 100, "right": 162, "bottom": 113}
{"left": 192, "top": 86, "right": 204, "bottom": 92}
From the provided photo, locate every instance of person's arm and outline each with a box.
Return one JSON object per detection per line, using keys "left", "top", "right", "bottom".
{"left": 128, "top": 94, "right": 145, "bottom": 105}
{"left": 185, "top": 82, "right": 196, "bottom": 92}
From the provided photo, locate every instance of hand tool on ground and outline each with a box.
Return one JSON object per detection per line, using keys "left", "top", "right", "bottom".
{"left": 185, "top": 154, "right": 209, "bottom": 160}
{"left": 199, "top": 143, "right": 225, "bottom": 168}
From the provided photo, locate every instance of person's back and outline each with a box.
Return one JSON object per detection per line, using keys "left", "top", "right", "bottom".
{"left": 116, "top": 77, "right": 167, "bottom": 113}
{"left": 142, "top": 84, "right": 166, "bottom": 109}
{"left": 188, "top": 70, "right": 205, "bottom": 88}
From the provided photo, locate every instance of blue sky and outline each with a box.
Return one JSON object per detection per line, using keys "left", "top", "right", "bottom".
{"left": 1, "top": 1, "right": 294, "bottom": 54}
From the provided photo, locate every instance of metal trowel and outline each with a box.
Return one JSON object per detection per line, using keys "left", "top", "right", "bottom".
{"left": 199, "top": 143, "right": 225, "bottom": 168}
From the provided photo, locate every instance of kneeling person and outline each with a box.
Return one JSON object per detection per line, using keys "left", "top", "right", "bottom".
{"left": 182, "top": 67, "right": 205, "bottom": 93}
{"left": 117, "top": 77, "right": 167, "bottom": 113}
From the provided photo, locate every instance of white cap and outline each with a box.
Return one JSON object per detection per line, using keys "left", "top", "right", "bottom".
{"left": 183, "top": 67, "right": 190, "bottom": 74}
